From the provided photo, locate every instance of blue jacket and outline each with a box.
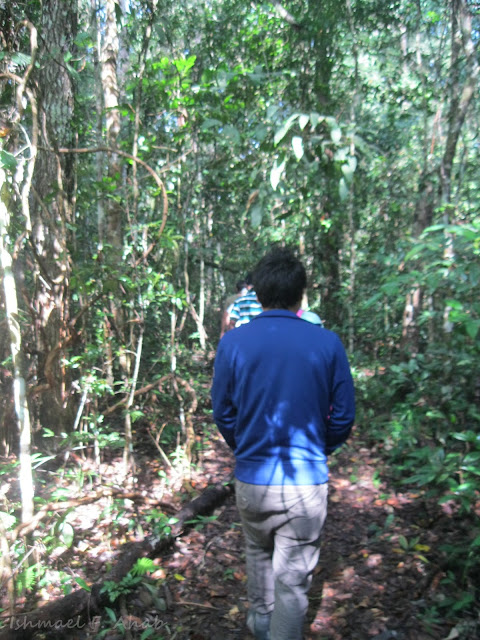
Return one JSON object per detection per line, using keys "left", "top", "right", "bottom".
{"left": 211, "top": 310, "right": 355, "bottom": 486}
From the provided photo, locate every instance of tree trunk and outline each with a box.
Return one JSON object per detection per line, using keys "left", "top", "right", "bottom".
{"left": 100, "top": 0, "right": 136, "bottom": 475}
{"left": 0, "top": 157, "right": 34, "bottom": 522}
{"left": 30, "top": 0, "right": 77, "bottom": 435}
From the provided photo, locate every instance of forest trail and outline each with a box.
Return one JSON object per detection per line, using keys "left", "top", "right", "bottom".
{"left": 95, "top": 425, "right": 456, "bottom": 640}
{"left": 1, "top": 423, "right": 467, "bottom": 640}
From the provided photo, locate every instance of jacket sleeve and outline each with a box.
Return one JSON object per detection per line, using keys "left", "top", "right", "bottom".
{"left": 325, "top": 337, "right": 355, "bottom": 455}
{"left": 211, "top": 342, "right": 237, "bottom": 450}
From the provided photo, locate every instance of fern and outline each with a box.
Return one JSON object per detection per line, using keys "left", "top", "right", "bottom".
{"left": 131, "top": 557, "right": 156, "bottom": 577}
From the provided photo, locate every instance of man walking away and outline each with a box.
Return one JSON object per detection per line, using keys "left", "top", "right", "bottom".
{"left": 211, "top": 246, "right": 355, "bottom": 640}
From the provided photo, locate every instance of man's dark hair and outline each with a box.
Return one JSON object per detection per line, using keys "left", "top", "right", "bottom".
{"left": 252, "top": 246, "right": 306, "bottom": 309}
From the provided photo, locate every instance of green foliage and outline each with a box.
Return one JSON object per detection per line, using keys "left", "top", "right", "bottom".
{"left": 354, "top": 217, "right": 480, "bottom": 620}
{"left": 143, "top": 509, "right": 178, "bottom": 538}
{"left": 0, "top": 506, "right": 79, "bottom": 600}
{"left": 100, "top": 558, "right": 156, "bottom": 603}
{"left": 2, "top": 0, "right": 480, "bottom": 632}
{"left": 184, "top": 513, "right": 219, "bottom": 531}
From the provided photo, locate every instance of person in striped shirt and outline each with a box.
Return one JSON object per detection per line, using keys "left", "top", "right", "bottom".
{"left": 228, "top": 275, "right": 263, "bottom": 329}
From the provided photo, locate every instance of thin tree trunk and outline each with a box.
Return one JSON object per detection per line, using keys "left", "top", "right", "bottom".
{"left": 345, "top": 0, "right": 359, "bottom": 354}
{"left": 0, "top": 160, "right": 34, "bottom": 523}
{"left": 100, "top": 0, "right": 135, "bottom": 473}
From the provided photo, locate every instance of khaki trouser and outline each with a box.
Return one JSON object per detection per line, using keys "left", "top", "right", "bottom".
{"left": 235, "top": 480, "right": 328, "bottom": 640}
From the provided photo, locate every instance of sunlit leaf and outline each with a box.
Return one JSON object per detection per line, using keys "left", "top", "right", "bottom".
{"left": 270, "top": 157, "right": 286, "bottom": 190}
{"left": 309, "top": 112, "right": 324, "bottom": 129}
{"left": 299, "top": 114, "right": 309, "bottom": 130}
{"left": 341, "top": 164, "right": 354, "bottom": 183}
{"left": 0, "top": 511, "right": 16, "bottom": 529}
{"left": 339, "top": 177, "right": 349, "bottom": 201}
{"left": 292, "top": 136, "right": 304, "bottom": 160}
{"left": 330, "top": 125, "right": 342, "bottom": 144}
{"left": 445, "top": 299, "right": 463, "bottom": 310}
{"left": 274, "top": 114, "right": 299, "bottom": 145}
{"left": 413, "top": 543, "right": 430, "bottom": 552}
{"left": 58, "top": 522, "right": 75, "bottom": 548}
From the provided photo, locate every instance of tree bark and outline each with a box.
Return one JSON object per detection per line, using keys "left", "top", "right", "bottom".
{"left": 0, "top": 153, "right": 34, "bottom": 522}
{"left": 30, "top": 0, "right": 77, "bottom": 435}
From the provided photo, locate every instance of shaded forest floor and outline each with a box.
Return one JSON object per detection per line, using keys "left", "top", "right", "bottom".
{"left": 1, "top": 409, "right": 479, "bottom": 639}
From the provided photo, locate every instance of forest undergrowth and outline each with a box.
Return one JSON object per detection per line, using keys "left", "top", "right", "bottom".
{"left": 0, "top": 362, "right": 479, "bottom": 640}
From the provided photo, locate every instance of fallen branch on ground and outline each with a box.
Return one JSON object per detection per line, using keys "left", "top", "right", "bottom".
{"left": 0, "top": 480, "right": 234, "bottom": 640}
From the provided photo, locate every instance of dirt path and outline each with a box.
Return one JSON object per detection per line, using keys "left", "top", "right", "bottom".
{"left": 107, "top": 428, "right": 455, "bottom": 640}
{"left": 2, "top": 424, "right": 469, "bottom": 639}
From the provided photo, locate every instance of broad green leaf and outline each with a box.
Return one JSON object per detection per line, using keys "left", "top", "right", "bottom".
{"left": 104, "top": 606, "right": 117, "bottom": 622}
{"left": 250, "top": 203, "right": 263, "bottom": 228}
{"left": 10, "top": 52, "right": 32, "bottom": 66}
{"left": 58, "top": 522, "right": 75, "bottom": 548}
{"left": 398, "top": 535, "right": 408, "bottom": 550}
{"left": 445, "top": 299, "right": 463, "bottom": 310}
{"left": 363, "top": 292, "right": 383, "bottom": 308}
{"left": 341, "top": 164, "right": 354, "bottom": 183}
{"left": 0, "top": 150, "right": 17, "bottom": 171}
{"left": 267, "top": 105, "right": 280, "bottom": 119}
{"left": 404, "top": 243, "right": 429, "bottom": 261}
{"left": 471, "top": 535, "right": 480, "bottom": 547}
{"left": 380, "top": 281, "right": 400, "bottom": 295}
{"left": 75, "top": 577, "right": 91, "bottom": 592}
{"left": 299, "top": 114, "right": 309, "bottom": 130}
{"left": 427, "top": 11, "right": 441, "bottom": 23}
{"left": 253, "top": 124, "right": 269, "bottom": 142}
{"left": 330, "top": 125, "right": 342, "bottom": 144}
{"left": 451, "top": 431, "right": 477, "bottom": 442}
{"left": 292, "top": 136, "right": 304, "bottom": 160}
{"left": 270, "top": 157, "right": 286, "bottom": 190}
{"left": 339, "top": 177, "right": 349, "bottom": 201}
{"left": 465, "top": 320, "right": 480, "bottom": 339}
{"left": 274, "top": 114, "right": 299, "bottom": 145}
{"left": 309, "top": 112, "right": 324, "bottom": 129}
{"left": 423, "top": 223, "right": 478, "bottom": 241}
{"left": 201, "top": 118, "right": 222, "bottom": 130}
{"left": 462, "top": 452, "right": 480, "bottom": 464}
{"left": 174, "top": 55, "right": 196, "bottom": 74}
{"left": 0, "top": 511, "right": 16, "bottom": 529}
{"left": 223, "top": 124, "right": 240, "bottom": 145}
{"left": 333, "top": 147, "right": 348, "bottom": 162}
